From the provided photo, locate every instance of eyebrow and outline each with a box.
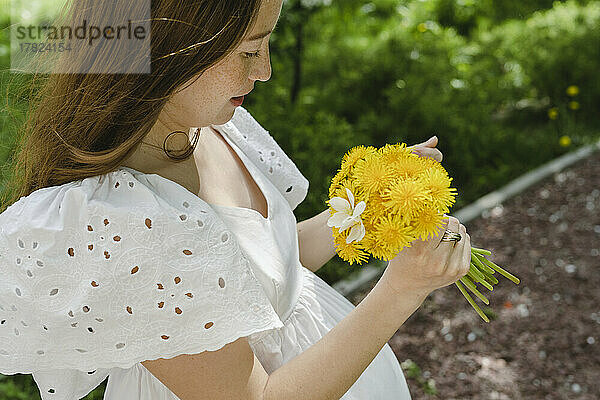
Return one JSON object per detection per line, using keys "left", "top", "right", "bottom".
{"left": 245, "top": 29, "right": 273, "bottom": 41}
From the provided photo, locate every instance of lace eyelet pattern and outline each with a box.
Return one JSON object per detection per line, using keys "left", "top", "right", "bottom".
{"left": 0, "top": 169, "right": 284, "bottom": 377}
{"left": 0, "top": 105, "right": 309, "bottom": 397}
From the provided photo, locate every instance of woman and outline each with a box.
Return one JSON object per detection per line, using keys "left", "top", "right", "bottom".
{"left": 0, "top": 0, "right": 470, "bottom": 399}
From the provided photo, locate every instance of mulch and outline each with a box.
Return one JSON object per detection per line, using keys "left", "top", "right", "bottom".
{"left": 350, "top": 149, "right": 600, "bottom": 399}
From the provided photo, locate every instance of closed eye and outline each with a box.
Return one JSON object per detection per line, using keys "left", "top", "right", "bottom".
{"left": 244, "top": 50, "right": 262, "bottom": 59}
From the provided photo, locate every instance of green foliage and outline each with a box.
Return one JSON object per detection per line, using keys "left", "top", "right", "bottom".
{"left": 291, "top": 0, "right": 599, "bottom": 213}
{"left": 478, "top": 0, "right": 600, "bottom": 125}
{"left": 476, "top": 0, "right": 596, "bottom": 23}
{"left": 0, "top": 373, "right": 106, "bottom": 399}
{"left": 0, "top": 13, "right": 9, "bottom": 68}
{"left": 0, "top": 374, "right": 38, "bottom": 400}
{"left": 259, "top": 0, "right": 599, "bottom": 284}
{"left": 430, "top": 0, "right": 595, "bottom": 36}
{"left": 482, "top": 306, "right": 498, "bottom": 321}
{"left": 400, "top": 358, "right": 439, "bottom": 395}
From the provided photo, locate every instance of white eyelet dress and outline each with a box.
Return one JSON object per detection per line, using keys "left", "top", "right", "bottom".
{"left": 103, "top": 129, "right": 412, "bottom": 399}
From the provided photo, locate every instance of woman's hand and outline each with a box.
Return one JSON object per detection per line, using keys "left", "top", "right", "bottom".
{"left": 381, "top": 214, "right": 471, "bottom": 297}
{"left": 407, "top": 136, "right": 442, "bottom": 162}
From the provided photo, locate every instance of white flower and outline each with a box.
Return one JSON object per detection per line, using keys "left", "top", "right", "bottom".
{"left": 327, "top": 187, "right": 366, "bottom": 244}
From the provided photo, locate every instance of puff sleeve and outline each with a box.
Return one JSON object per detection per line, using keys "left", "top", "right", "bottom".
{"left": 0, "top": 168, "right": 284, "bottom": 389}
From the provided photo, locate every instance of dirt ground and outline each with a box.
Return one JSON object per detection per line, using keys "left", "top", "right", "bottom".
{"left": 350, "top": 150, "right": 600, "bottom": 399}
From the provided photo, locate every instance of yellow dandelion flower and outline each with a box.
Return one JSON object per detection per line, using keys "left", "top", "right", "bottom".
{"left": 421, "top": 155, "right": 444, "bottom": 168}
{"left": 341, "top": 145, "right": 377, "bottom": 172}
{"left": 359, "top": 231, "right": 396, "bottom": 261}
{"left": 329, "top": 169, "right": 347, "bottom": 197}
{"left": 569, "top": 101, "right": 580, "bottom": 110}
{"left": 380, "top": 177, "right": 432, "bottom": 222}
{"left": 420, "top": 166, "right": 457, "bottom": 214}
{"left": 380, "top": 152, "right": 401, "bottom": 170}
{"left": 382, "top": 144, "right": 415, "bottom": 164}
{"left": 379, "top": 142, "right": 414, "bottom": 158}
{"left": 338, "top": 160, "right": 353, "bottom": 177}
{"left": 411, "top": 205, "right": 447, "bottom": 241}
{"left": 361, "top": 192, "right": 388, "bottom": 223}
{"left": 389, "top": 152, "right": 428, "bottom": 180}
{"left": 330, "top": 185, "right": 344, "bottom": 201}
{"left": 559, "top": 135, "right": 571, "bottom": 147}
{"left": 417, "top": 22, "right": 427, "bottom": 33}
{"left": 548, "top": 107, "right": 558, "bottom": 120}
{"left": 566, "top": 85, "right": 579, "bottom": 97}
{"left": 353, "top": 154, "right": 395, "bottom": 196}
{"left": 329, "top": 182, "right": 367, "bottom": 212}
{"left": 330, "top": 177, "right": 349, "bottom": 199}
{"left": 333, "top": 229, "right": 370, "bottom": 265}
{"left": 360, "top": 217, "right": 391, "bottom": 258}
{"left": 372, "top": 213, "right": 416, "bottom": 254}
{"left": 330, "top": 179, "right": 365, "bottom": 205}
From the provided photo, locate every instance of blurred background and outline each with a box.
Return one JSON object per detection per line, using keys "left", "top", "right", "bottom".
{"left": 1, "top": 0, "right": 598, "bottom": 398}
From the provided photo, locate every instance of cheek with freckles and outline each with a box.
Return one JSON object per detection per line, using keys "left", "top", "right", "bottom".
{"left": 168, "top": 78, "right": 213, "bottom": 126}
{"left": 162, "top": 55, "right": 251, "bottom": 126}
{"left": 205, "top": 56, "right": 249, "bottom": 99}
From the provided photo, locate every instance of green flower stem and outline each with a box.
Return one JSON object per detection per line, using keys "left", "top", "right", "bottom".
{"left": 459, "top": 276, "right": 489, "bottom": 305}
{"left": 483, "top": 273, "right": 499, "bottom": 285}
{"left": 467, "top": 262, "right": 486, "bottom": 280}
{"left": 477, "top": 254, "right": 521, "bottom": 285}
{"left": 472, "top": 247, "right": 492, "bottom": 256}
{"left": 471, "top": 252, "right": 496, "bottom": 275}
{"left": 471, "top": 250, "right": 493, "bottom": 268}
{"left": 466, "top": 266, "right": 485, "bottom": 283}
{"left": 468, "top": 268, "right": 494, "bottom": 291}
{"left": 459, "top": 246, "right": 520, "bottom": 321}
{"left": 455, "top": 280, "right": 490, "bottom": 323}
{"left": 471, "top": 257, "right": 493, "bottom": 278}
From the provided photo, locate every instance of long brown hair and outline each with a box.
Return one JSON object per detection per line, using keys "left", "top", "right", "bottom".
{"left": 1, "top": 0, "right": 262, "bottom": 213}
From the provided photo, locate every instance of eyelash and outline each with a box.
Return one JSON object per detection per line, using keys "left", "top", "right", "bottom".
{"left": 244, "top": 50, "right": 262, "bottom": 59}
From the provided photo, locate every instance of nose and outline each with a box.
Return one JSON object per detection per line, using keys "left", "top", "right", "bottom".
{"left": 248, "top": 48, "right": 272, "bottom": 83}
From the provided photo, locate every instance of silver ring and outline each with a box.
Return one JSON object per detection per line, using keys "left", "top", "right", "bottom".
{"left": 440, "top": 230, "right": 462, "bottom": 242}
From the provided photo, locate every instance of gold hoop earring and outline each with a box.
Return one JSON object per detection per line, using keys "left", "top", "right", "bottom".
{"left": 142, "top": 128, "right": 201, "bottom": 161}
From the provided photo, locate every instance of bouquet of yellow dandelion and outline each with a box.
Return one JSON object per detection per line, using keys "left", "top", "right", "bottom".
{"left": 326, "top": 143, "right": 520, "bottom": 323}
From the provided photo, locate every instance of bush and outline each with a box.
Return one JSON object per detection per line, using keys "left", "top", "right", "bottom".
{"left": 477, "top": 0, "right": 600, "bottom": 125}
{"left": 293, "top": 0, "right": 599, "bottom": 212}
{"left": 432, "top": 0, "right": 595, "bottom": 36}
{"left": 301, "top": 5, "right": 506, "bottom": 207}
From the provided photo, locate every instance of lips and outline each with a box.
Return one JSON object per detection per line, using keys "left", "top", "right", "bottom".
{"left": 230, "top": 96, "right": 244, "bottom": 106}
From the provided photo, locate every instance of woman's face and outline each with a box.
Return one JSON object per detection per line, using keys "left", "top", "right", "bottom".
{"left": 158, "top": 0, "right": 283, "bottom": 131}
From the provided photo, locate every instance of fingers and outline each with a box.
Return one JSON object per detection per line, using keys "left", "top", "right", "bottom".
{"left": 433, "top": 214, "right": 450, "bottom": 241}
{"left": 412, "top": 136, "right": 436, "bottom": 147}
{"left": 440, "top": 218, "right": 462, "bottom": 275}
{"left": 411, "top": 146, "right": 443, "bottom": 162}
{"left": 461, "top": 231, "right": 471, "bottom": 277}
{"left": 424, "top": 136, "right": 438, "bottom": 147}
{"left": 435, "top": 215, "right": 459, "bottom": 250}
{"left": 446, "top": 223, "right": 468, "bottom": 278}
{"left": 423, "top": 149, "right": 442, "bottom": 162}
